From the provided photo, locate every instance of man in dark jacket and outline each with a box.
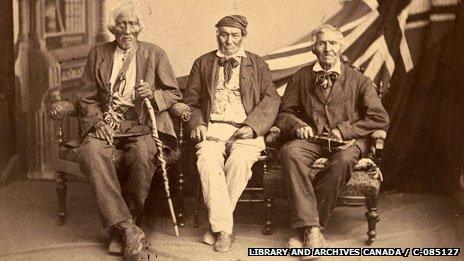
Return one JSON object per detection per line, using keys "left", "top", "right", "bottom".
{"left": 277, "top": 24, "right": 389, "bottom": 250}
{"left": 76, "top": 2, "right": 181, "bottom": 259}
{"left": 184, "top": 15, "right": 280, "bottom": 252}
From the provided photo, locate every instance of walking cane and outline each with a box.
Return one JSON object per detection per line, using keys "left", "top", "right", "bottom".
{"left": 141, "top": 80, "right": 179, "bottom": 237}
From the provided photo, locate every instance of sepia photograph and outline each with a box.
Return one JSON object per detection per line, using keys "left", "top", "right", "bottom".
{"left": 1, "top": 0, "right": 463, "bottom": 260}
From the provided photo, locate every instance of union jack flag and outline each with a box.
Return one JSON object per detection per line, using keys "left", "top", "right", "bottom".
{"left": 263, "top": 0, "right": 458, "bottom": 105}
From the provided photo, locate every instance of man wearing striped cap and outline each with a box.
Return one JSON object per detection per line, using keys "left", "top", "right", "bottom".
{"left": 184, "top": 15, "right": 280, "bottom": 252}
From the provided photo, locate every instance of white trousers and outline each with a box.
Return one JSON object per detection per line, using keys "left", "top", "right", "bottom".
{"left": 196, "top": 123, "right": 264, "bottom": 234}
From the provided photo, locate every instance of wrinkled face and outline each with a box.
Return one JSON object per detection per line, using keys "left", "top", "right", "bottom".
{"left": 113, "top": 12, "right": 141, "bottom": 50}
{"left": 217, "top": 26, "right": 244, "bottom": 56}
{"left": 312, "top": 30, "right": 343, "bottom": 67}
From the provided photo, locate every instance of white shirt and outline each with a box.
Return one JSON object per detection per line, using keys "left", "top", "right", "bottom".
{"left": 312, "top": 58, "right": 341, "bottom": 98}
{"left": 210, "top": 48, "right": 248, "bottom": 124}
{"left": 109, "top": 46, "right": 137, "bottom": 108}
{"left": 312, "top": 58, "right": 342, "bottom": 74}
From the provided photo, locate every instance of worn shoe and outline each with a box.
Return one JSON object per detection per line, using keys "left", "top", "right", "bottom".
{"left": 303, "top": 226, "right": 326, "bottom": 249}
{"left": 108, "top": 226, "right": 123, "bottom": 255}
{"left": 202, "top": 228, "right": 216, "bottom": 245}
{"left": 116, "top": 219, "right": 145, "bottom": 257}
{"left": 214, "top": 231, "right": 233, "bottom": 252}
{"left": 287, "top": 229, "right": 304, "bottom": 248}
{"left": 123, "top": 238, "right": 152, "bottom": 261}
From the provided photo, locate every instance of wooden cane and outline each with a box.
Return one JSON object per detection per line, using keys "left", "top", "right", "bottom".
{"left": 141, "top": 80, "right": 179, "bottom": 237}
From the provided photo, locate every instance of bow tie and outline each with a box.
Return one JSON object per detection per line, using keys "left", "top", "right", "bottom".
{"left": 219, "top": 57, "right": 240, "bottom": 83}
{"left": 315, "top": 71, "right": 339, "bottom": 89}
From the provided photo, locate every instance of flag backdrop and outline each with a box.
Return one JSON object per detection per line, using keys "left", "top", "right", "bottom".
{"left": 261, "top": 0, "right": 461, "bottom": 191}
{"left": 160, "top": 0, "right": 463, "bottom": 192}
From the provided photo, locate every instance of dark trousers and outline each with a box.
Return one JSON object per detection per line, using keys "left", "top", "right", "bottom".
{"left": 279, "top": 139, "right": 361, "bottom": 229}
{"left": 77, "top": 134, "right": 157, "bottom": 228}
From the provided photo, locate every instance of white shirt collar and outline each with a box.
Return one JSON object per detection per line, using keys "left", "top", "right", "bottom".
{"left": 115, "top": 46, "right": 131, "bottom": 55}
{"left": 216, "top": 47, "right": 247, "bottom": 59}
{"left": 313, "top": 58, "right": 342, "bottom": 74}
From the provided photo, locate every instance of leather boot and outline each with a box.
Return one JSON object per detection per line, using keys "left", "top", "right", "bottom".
{"left": 214, "top": 231, "right": 233, "bottom": 252}
{"left": 303, "top": 226, "right": 326, "bottom": 249}
{"left": 107, "top": 225, "right": 123, "bottom": 255}
{"left": 115, "top": 219, "right": 145, "bottom": 258}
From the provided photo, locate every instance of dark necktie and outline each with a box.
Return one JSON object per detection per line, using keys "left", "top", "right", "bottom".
{"left": 315, "top": 71, "right": 339, "bottom": 89}
{"left": 219, "top": 57, "right": 240, "bottom": 83}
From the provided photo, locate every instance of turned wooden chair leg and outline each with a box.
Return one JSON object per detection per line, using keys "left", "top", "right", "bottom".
{"left": 262, "top": 197, "right": 274, "bottom": 235}
{"left": 176, "top": 163, "right": 185, "bottom": 228}
{"left": 365, "top": 200, "right": 380, "bottom": 245}
{"left": 56, "top": 172, "right": 67, "bottom": 226}
{"left": 193, "top": 176, "right": 201, "bottom": 228}
{"left": 176, "top": 126, "right": 186, "bottom": 228}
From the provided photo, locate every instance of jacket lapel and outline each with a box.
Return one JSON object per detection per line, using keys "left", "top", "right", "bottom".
{"left": 97, "top": 41, "right": 116, "bottom": 91}
{"left": 311, "top": 70, "right": 327, "bottom": 104}
{"left": 135, "top": 42, "right": 148, "bottom": 83}
{"left": 239, "top": 55, "right": 253, "bottom": 112}
{"left": 327, "top": 64, "right": 346, "bottom": 104}
{"left": 205, "top": 54, "right": 218, "bottom": 101}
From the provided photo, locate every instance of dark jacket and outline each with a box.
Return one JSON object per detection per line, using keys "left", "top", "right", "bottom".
{"left": 77, "top": 40, "right": 182, "bottom": 143}
{"left": 183, "top": 50, "right": 281, "bottom": 137}
{"left": 276, "top": 63, "right": 389, "bottom": 154}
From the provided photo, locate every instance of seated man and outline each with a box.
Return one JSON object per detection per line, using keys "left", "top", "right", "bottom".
{"left": 276, "top": 25, "right": 389, "bottom": 250}
{"left": 76, "top": 2, "right": 181, "bottom": 259}
{"left": 184, "top": 15, "right": 280, "bottom": 252}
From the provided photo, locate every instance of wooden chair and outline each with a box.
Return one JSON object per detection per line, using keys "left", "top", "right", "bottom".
{"left": 191, "top": 130, "right": 385, "bottom": 245}
{"left": 46, "top": 90, "right": 191, "bottom": 227}
{"left": 191, "top": 60, "right": 386, "bottom": 245}
{"left": 260, "top": 60, "right": 387, "bottom": 244}
{"left": 262, "top": 127, "right": 386, "bottom": 245}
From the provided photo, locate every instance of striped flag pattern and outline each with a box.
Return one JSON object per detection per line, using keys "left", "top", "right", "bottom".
{"left": 263, "top": 0, "right": 458, "bottom": 99}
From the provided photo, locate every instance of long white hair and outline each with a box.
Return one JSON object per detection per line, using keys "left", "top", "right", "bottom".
{"left": 107, "top": 1, "right": 145, "bottom": 34}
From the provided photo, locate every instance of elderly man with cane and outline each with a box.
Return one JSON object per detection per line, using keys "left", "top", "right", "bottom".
{"left": 75, "top": 1, "right": 181, "bottom": 259}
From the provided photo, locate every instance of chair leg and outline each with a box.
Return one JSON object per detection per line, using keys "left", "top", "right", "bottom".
{"left": 56, "top": 172, "right": 67, "bottom": 226}
{"left": 262, "top": 197, "right": 274, "bottom": 235}
{"left": 365, "top": 204, "right": 379, "bottom": 245}
{"left": 193, "top": 176, "right": 201, "bottom": 228}
{"left": 176, "top": 164, "right": 185, "bottom": 228}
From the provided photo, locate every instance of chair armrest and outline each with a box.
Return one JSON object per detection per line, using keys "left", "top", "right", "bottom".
{"left": 45, "top": 89, "right": 79, "bottom": 145}
{"left": 169, "top": 102, "right": 191, "bottom": 122}
{"left": 45, "top": 88, "right": 78, "bottom": 120}
{"left": 48, "top": 100, "right": 78, "bottom": 120}
{"left": 371, "top": 130, "right": 387, "bottom": 160}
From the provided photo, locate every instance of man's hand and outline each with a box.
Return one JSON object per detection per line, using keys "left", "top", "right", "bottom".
{"left": 135, "top": 81, "right": 154, "bottom": 100}
{"left": 94, "top": 122, "right": 114, "bottom": 145}
{"left": 234, "top": 126, "right": 254, "bottom": 139}
{"left": 295, "top": 126, "right": 314, "bottom": 140}
{"left": 329, "top": 128, "right": 343, "bottom": 141}
{"left": 191, "top": 125, "right": 207, "bottom": 143}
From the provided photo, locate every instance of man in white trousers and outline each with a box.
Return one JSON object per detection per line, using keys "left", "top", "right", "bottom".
{"left": 183, "top": 15, "right": 280, "bottom": 252}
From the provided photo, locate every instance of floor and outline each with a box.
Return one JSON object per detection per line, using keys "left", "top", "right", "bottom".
{"left": 0, "top": 179, "right": 463, "bottom": 260}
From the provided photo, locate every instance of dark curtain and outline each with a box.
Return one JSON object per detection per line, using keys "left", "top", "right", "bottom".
{"left": 382, "top": 2, "right": 464, "bottom": 194}
{"left": 437, "top": 3, "right": 464, "bottom": 193}
{"left": 0, "top": 0, "right": 16, "bottom": 173}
